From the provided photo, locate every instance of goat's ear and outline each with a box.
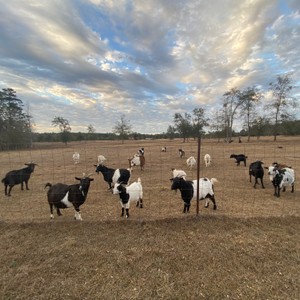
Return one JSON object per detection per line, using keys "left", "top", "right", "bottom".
{"left": 264, "top": 167, "right": 268, "bottom": 169}
{"left": 75, "top": 177, "right": 81, "bottom": 181}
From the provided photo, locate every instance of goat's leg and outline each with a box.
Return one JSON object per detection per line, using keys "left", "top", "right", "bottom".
{"left": 49, "top": 204, "right": 54, "bottom": 219}
{"left": 210, "top": 195, "right": 217, "bottom": 210}
{"left": 204, "top": 199, "right": 209, "bottom": 208}
{"left": 25, "top": 180, "right": 29, "bottom": 190}
{"left": 21, "top": 182, "right": 24, "bottom": 190}
{"left": 56, "top": 208, "right": 62, "bottom": 216}
{"left": 291, "top": 184, "right": 294, "bottom": 193}
{"left": 282, "top": 186, "right": 286, "bottom": 192}
{"left": 125, "top": 208, "right": 130, "bottom": 218}
{"left": 121, "top": 207, "right": 125, "bottom": 217}
{"left": 4, "top": 185, "right": 8, "bottom": 196}
{"left": 8, "top": 185, "right": 13, "bottom": 196}
{"left": 261, "top": 178, "right": 265, "bottom": 189}
{"left": 74, "top": 208, "right": 82, "bottom": 220}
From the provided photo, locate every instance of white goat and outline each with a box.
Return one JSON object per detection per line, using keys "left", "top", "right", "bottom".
{"left": 186, "top": 156, "right": 196, "bottom": 169}
{"left": 265, "top": 166, "right": 295, "bottom": 183}
{"left": 97, "top": 155, "right": 106, "bottom": 164}
{"left": 171, "top": 168, "right": 187, "bottom": 180}
{"left": 113, "top": 178, "right": 143, "bottom": 218}
{"left": 204, "top": 154, "right": 211, "bottom": 167}
{"left": 72, "top": 152, "right": 80, "bottom": 164}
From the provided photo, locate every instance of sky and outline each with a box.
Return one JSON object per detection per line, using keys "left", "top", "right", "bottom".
{"left": 0, "top": 0, "right": 299, "bottom": 134}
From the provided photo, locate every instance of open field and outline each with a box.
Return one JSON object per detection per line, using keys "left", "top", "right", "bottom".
{"left": 0, "top": 136, "right": 299, "bottom": 299}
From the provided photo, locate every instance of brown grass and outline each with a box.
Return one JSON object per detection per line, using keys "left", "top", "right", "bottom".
{"left": 0, "top": 137, "right": 299, "bottom": 299}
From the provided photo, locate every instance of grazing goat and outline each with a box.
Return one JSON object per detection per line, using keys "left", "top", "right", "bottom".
{"left": 272, "top": 169, "right": 295, "bottom": 197}
{"left": 178, "top": 149, "right": 185, "bottom": 158}
{"left": 171, "top": 177, "right": 217, "bottom": 213}
{"left": 161, "top": 147, "right": 167, "bottom": 152}
{"left": 230, "top": 154, "right": 247, "bottom": 166}
{"left": 128, "top": 154, "right": 145, "bottom": 171}
{"left": 45, "top": 174, "right": 94, "bottom": 220}
{"left": 186, "top": 156, "right": 196, "bottom": 169}
{"left": 95, "top": 164, "right": 131, "bottom": 190}
{"left": 249, "top": 161, "right": 265, "bottom": 188}
{"left": 204, "top": 154, "right": 211, "bottom": 167}
{"left": 97, "top": 155, "right": 106, "bottom": 164}
{"left": 171, "top": 168, "right": 187, "bottom": 180}
{"left": 73, "top": 152, "right": 80, "bottom": 164}
{"left": 2, "top": 163, "right": 37, "bottom": 196}
{"left": 112, "top": 178, "right": 143, "bottom": 218}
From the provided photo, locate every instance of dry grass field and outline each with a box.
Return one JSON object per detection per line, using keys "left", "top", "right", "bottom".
{"left": 0, "top": 136, "right": 299, "bottom": 299}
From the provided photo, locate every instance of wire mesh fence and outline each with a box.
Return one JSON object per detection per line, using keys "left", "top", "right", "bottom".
{"left": 0, "top": 137, "right": 299, "bottom": 223}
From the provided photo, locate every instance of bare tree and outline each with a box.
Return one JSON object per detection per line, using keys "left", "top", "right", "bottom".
{"left": 266, "top": 73, "right": 296, "bottom": 141}
{"left": 222, "top": 88, "right": 243, "bottom": 142}
{"left": 240, "top": 86, "right": 262, "bottom": 142}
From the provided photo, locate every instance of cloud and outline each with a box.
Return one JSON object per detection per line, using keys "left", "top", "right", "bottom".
{"left": 0, "top": 0, "right": 299, "bottom": 134}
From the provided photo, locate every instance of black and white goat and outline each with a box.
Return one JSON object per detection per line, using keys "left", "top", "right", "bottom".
{"left": 249, "top": 160, "right": 265, "bottom": 188}
{"left": 178, "top": 149, "right": 185, "bottom": 158}
{"left": 230, "top": 154, "right": 247, "bottom": 166}
{"left": 2, "top": 162, "right": 37, "bottom": 196}
{"left": 272, "top": 168, "right": 295, "bottom": 197}
{"left": 95, "top": 164, "right": 131, "bottom": 190}
{"left": 161, "top": 146, "right": 167, "bottom": 152}
{"left": 112, "top": 178, "right": 143, "bottom": 218}
{"left": 171, "top": 177, "right": 217, "bottom": 213}
{"left": 45, "top": 174, "right": 94, "bottom": 220}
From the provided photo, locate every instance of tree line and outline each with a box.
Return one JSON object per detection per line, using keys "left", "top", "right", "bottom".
{"left": 0, "top": 73, "right": 298, "bottom": 149}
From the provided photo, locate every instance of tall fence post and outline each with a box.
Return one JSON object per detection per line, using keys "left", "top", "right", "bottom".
{"left": 196, "top": 136, "right": 201, "bottom": 215}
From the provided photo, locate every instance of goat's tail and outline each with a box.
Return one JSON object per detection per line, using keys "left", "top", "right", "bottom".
{"left": 44, "top": 182, "right": 52, "bottom": 189}
{"left": 1, "top": 177, "right": 5, "bottom": 183}
{"left": 210, "top": 178, "right": 218, "bottom": 184}
{"left": 137, "top": 177, "right": 141, "bottom": 184}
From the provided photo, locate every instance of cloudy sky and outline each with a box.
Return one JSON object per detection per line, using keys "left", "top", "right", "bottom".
{"left": 0, "top": 0, "right": 299, "bottom": 134}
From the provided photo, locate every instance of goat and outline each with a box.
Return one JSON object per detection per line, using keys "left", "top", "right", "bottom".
{"left": 186, "top": 156, "right": 196, "bottom": 169}
{"left": 272, "top": 162, "right": 292, "bottom": 169}
{"left": 138, "top": 147, "right": 145, "bottom": 156}
{"left": 94, "top": 164, "right": 131, "bottom": 190}
{"left": 249, "top": 161, "right": 265, "bottom": 188}
{"left": 112, "top": 178, "right": 143, "bottom": 218}
{"left": 265, "top": 165, "right": 294, "bottom": 184}
{"left": 272, "top": 169, "right": 295, "bottom": 197}
{"left": 178, "top": 149, "right": 185, "bottom": 158}
{"left": 2, "top": 163, "right": 37, "bottom": 196}
{"left": 73, "top": 152, "right": 80, "bottom": 164}
{"left": 171, "top": 177, "right": 217, "bottom": 213}
{"left": 171, "top": 168, "right": 187, "bottom": 180}
{"left": 45, "top": 174, "right": 94, "bottom": 220}
{"left": 97, "top": 155, "right": 106, "bottom": 164}
{"left": 230, "top": 154, "right": 247, "bottom": 166}
{"left": 204, "top": 154, "right": 211, "bottom": 167}
{"left": 161, "top": 147, "right": 167, "bottom": 152}
{"left": 128, "top": 154, "right": 145, "bottom": 171}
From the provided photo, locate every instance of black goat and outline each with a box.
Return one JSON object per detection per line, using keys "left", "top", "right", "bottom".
{"left": 249, "top": 161, "right": 265, "bottom": 188}
{"left": 230, "top": 154, "right": 247, "bottom": 166}
{"left": 171, "top": 176, "right": 217, "bottom": 213}
{"left": 45, "top": 174, "right": 94, "bottom": 220}
{"left": 2, "top": 163, "right": 37, "bottom": 196}
{"left": 94, "top": 164, "right": 131, "bottom": 190}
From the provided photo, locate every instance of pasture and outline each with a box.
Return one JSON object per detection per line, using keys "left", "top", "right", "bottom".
{"left": 0, "top": 137, "right": 299, "bottom": 299}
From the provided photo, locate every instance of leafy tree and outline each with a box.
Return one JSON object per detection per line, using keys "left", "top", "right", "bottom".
{"left": 87, "top": 124, "right": 95, "bottom": 134}
{"left": 209, "top": 108, "right": 225, "bottom": 142}
{"left": 166, "top": 125, "right": 177, "bottom": 140}
{"left": 113, "top": 114, "right": 132, "bottom": 143}
{"left": 0, "top": 88, "right": 32, "bottom": 149}
{"left": 52, "top": 116, "right": 71, "bottom": 145}
{"left": 239, "top": 86, "right": 262, "bottom": 142}
{"left": 191, "top": 107, "right": 209, "bottom": 138}
{"left": 266, "top": 73, "right": 296, "bottom": 141}
{"left": 173, "top": 112, "right": 192, "bottom": 142}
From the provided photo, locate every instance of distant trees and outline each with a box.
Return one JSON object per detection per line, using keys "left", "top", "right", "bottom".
{"left": 113, "top": 114, "right": 132, "bottom": 143}
{"left": 172, "top": 107, "right": 208, "bottom": 142}
{"left": 52, "top": 116, "right": 71, "bottom": 145}
{"left": 0, "top": 88, "right": 32, "bottom": 149}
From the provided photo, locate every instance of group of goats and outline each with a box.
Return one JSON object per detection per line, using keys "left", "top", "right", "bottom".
{"left": 230, "top": 154, "right": 295, "bottom": 197}
{"left": 1, "top": 147, "right": 295, "bottom": 221}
